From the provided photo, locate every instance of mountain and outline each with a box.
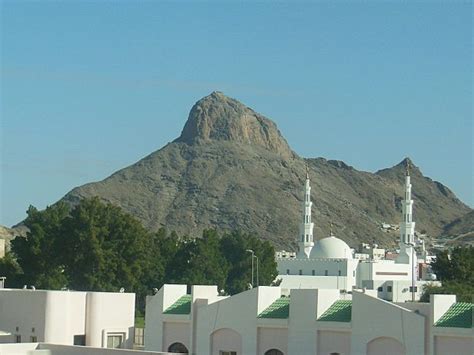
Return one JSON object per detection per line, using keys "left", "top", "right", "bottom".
{"left": 60, "top": 92, "right": 471, "bottom": 249}
{"left": 0, "top": 225, "right": 27, "bottom": 250}
{"left": 440, "top": 211, "right": 474, "bottom": 247}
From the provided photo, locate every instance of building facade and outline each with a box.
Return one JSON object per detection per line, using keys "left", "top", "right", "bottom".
{"left": 145, "top": 284, "right": 473, "bottom": 355}
{"left": 0, "top": 289, "right": 135, "bottom": 349}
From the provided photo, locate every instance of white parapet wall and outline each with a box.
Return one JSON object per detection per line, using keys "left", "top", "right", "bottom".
{"left": 0, "top": 289, "right": 135, "bottom": 349}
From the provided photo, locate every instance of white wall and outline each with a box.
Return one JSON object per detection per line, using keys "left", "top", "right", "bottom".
{"left": 85, "top": 292, "right": 135, "bottom": 349}
{"left": 0, "top": 290, "right": 50, "bottom": 344}
{"left": 350, "top": 291, "right": 425, "bottom": 355}
{"left": 257, "top": 328, "right": 287, "bottom": 355}
{"left": 0, "top": 343, "right": 171, "bottom": 355}
{"left": 317, "top": 330, "right": 351, "bottom": 355}
{"left": 279, "top": 275, "right": 350, "bottom": 291}
{"left": 434, "top": 336, "right": 474, "bottom": 355}
{"left": 278, "top": 258, "right": 350, "bottom": 277}
{"left": 162, "top": 322, "right": 189, "bottom": 353}
{"left": 44, "top": 291, "right": 86, "bottom": 345}
{"left": 194, "top": 287, "right": 281, "bottom": 355}
{"left": 210, "top": 328, "right": 241, "bottom": 355}
{"left": 287, "top": 289, "right": 338, "bottom": 355}
{"left": 0, "top": 289, "right": 134, "bottom": 349}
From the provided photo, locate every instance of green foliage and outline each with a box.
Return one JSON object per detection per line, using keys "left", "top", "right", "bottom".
{"left": 421, "top": 281, "right": 474, "bottom": 303}
{"left": 421, "top": 246, "right": 474, "bottom": 302}
{"left": 6, "top": 199, "right": 278, "bottom": 311}
{"left": 12, "top": 203, "right": 70, "bottom": 289}
{"left": 62, "top": 197, "right": 152, "bottom": 295}
{"left": 166, "top": 230, "right": 229, "bottom": 290}
{"left": 0, "top": 252, "right": 23, "bottom": 288}
{"left": 220, "top": 231, "right": 278, "bottom": 294}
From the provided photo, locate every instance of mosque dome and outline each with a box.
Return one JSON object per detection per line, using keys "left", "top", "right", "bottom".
{"left": 309, "top": 236, "right": 353, "bottom": 259}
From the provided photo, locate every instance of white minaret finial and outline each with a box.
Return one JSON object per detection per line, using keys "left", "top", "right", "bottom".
{"left": 297, "top": 169, "right": 314, "bottom": 258}
{"left": 396, "top": 159, "right": 417, "bottom": 268}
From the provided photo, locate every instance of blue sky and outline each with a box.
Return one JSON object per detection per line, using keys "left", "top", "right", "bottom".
{"left": 1, "top": 1, "right": 472, "bottom": 226}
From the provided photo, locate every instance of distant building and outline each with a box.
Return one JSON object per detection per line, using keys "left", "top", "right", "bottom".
{"left": 0, "top": 289, "right": 135, "bottom": 349}
{"left": 0, "top": 239, "right": 5, "bottom": 258}
{"left": 145, "top": 284, "right": 473, "bottom": 355}
{"left": 276, "top": 164, "right": 439, "bottom": 301}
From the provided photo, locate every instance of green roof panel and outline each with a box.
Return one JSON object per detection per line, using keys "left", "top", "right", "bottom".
{"left": 318, "top": 300, "right": 352, "bottom": 322}
{"left": 163, "top": 295, "right": 192, "bottom": 315}
{"left": 258, "top": 297, "right": 290, "bottom": 319}
{"left": 435, "top": 302, "right": 473, "bottom": 328}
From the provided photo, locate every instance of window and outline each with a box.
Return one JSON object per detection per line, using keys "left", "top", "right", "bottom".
{"left": 265, "top": 349, "right": 284, "bottom": 355}
{"left": 74, "top": 335, "right": 86, "bottom": 346}
{"left": 220, "top": 352, "right": 237, "bottom": 355}
{"left": 286, "top": 269, "right": 290, "bottom": 275}
{"left": 106, "top": 333, "right": 124, "bottom": 349}
{"left": 299, "top": 269, "right": 303, "bottom": 275}
{"left": 387, "top": 286, "right": 393, "bottom": 292}
{"left": 324, "top": 270, "right": 328, "bottom": 276}
{"left": 377, "top": 286, "right": 383, "bottom": 292}
{"left": 353, "top": 270, "right": 356, "bottom": 277}
{"left": 409, "top": 286, "right": 418, "bottom": 292}
{"left": 31, "top": 327, "right": 35, "bottom": 333}
{"left": 15, "top": 335, "right": 21, "bottom": 343}
{"left": 15, "top": 327, "right": 19, "bottom": 332}
{"left": 338, "top": 270, "right": 341, "bottom": 276}
{"left": 30, "top": 336, "right": 37, "bottom": 342}
{"left": 168, "top": 342, "right": 188, "bottom": 354}
{"left": 312, "top": 270, "right": 315, "bottom": 276}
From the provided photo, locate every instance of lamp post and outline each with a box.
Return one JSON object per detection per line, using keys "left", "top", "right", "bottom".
{"left": 255, "top": 255, "right": 259, "bottom": 287}
{"left": 246, "top": 249, "right": 254, "bottom": 288}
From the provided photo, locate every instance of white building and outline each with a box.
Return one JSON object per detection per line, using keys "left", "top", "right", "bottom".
{"left": 0, "top": 239, "right": 5, "bottom": 258}
{"left": 0, "top": 343, "right": 170, "bottom": 355}
{"left": 0, "top": 288, "right": 135, "bottom": 349}
{"left": 145, "top": 283, "right": 473, "bottom": 355}
{"left": 277, "top": 165, "right": 439, "bottom": 301}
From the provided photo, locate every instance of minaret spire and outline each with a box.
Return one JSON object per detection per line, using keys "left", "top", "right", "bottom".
{"left": 396, "top": 159, "right": 417, "bottom": 266}
{"left": 297, "top": 167, "right": 314, "bottom": 258}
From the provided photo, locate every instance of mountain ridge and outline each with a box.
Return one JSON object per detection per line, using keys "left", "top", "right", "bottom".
{"left": 17, "top": 92, "right": 473, "bottom": 249}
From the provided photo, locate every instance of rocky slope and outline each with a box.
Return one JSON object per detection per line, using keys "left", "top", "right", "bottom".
{"left": 60, "top": 92, "right": 470, "bottom": 249}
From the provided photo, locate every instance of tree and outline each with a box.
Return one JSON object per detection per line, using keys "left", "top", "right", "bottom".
{"left": 167, "top": 230, "right": 229, "bottom": 290}
{"left": 11, "top": 203, "right": 70, "bottom": 289}
{"left": 220, "top": 231, "right": 278, "bottom": 294}
{"left": 62, "top": 197, "right": 153, "bottom": 295}
{"left": 421, "top": 246, "right": 474, "bottom": 302}
{"left": 0, "top": 252, "right": 23, "bottom": 288}
{"left": 421, "top": 280, "right": 474, "bottom": 303}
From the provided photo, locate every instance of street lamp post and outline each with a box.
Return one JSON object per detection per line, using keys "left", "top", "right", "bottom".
{"left": 246, "top": 249, "right": 254, "bottom": 288}
{"left": 255, "top": 255, "right": 259, "bottom": 287}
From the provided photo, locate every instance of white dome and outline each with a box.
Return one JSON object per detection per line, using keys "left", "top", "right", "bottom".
{"left": 309, "top": 236, "right": 353, "bottom": 259}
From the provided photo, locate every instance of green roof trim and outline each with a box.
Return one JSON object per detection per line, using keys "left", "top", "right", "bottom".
{"left": 435, "top": 302, "right": 473, "bottom": 328}
{"left": 258, "top": 297, "right": 290, "bottom": 319}
{"left": 318, "top": 300, "right": 352, "bottom": 322}
{"left": 163, "top": 295, "right": 192, "bottom": 315}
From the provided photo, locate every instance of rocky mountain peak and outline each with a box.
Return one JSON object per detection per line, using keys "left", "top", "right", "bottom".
{"left": 175, "top": 92, "right": 294, "bottom": 159}
{"left": 376, "top": 157, "right": 421, "bottom": 177}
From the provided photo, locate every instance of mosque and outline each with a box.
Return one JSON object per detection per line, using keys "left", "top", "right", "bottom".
{"left": 276, "top": 163, "right": 438, "bottom": 302}
{"left": 142, "top": 164, "right": 472, "bottom": 355}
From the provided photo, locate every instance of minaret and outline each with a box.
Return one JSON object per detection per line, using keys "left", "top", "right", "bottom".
{"left": 396, "top": 160, "right": 417, "bottom": 266}
{"left": 297, "top": 167, "right": 314, "bottom": 258}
